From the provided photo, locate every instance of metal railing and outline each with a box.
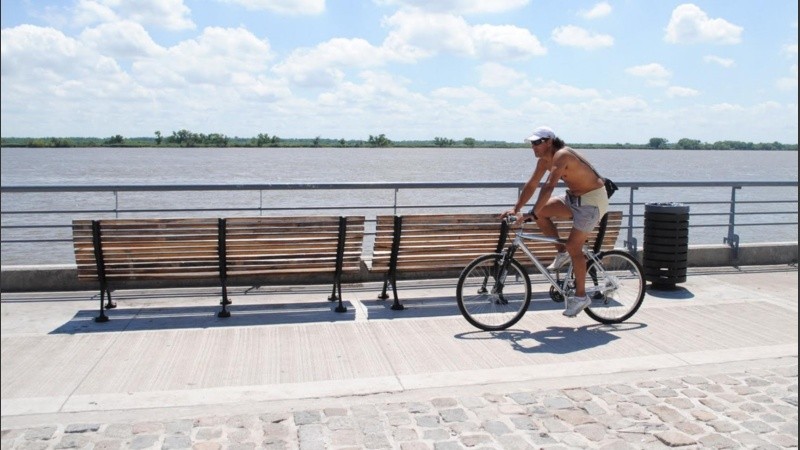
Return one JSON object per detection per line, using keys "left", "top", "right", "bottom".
{"left": 1, "top": 181, "right": 797, "bottom": 265}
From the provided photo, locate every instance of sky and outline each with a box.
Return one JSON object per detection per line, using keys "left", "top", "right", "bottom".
{"left": 1, "top": 1, "right": 798, "bottom": 144}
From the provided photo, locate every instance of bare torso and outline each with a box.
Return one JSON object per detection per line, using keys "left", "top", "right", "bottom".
{"left": 553, "top": 147, "right": 604, "bottom": 196}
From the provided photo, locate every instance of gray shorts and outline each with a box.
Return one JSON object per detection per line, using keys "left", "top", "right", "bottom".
{"left": 555, "top": 186, "right": 608, "bottom": 232}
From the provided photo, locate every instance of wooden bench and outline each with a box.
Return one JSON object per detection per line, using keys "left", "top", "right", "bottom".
{"left": 370, "top": 214, "right": 510, "bottom": 310}
{"left": 72, "top": 215, "right": 365, "bottom": 322}
{"left": 369, "top": 211, "right": 623, "bottom": 310}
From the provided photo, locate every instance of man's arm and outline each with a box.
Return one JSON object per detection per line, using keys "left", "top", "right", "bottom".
{"left": 504, "top": 159, "right": 548, "bottom": 217}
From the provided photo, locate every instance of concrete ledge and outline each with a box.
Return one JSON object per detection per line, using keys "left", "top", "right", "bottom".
{"left": 1, "top": 243, "right": 796, "bottom": 292}
{"left": 687, "top": 242, "right": 798, "bottom": 267}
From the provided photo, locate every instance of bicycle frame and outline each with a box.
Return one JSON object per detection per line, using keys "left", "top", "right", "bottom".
{"left": 502, "top": 227, "right": 607, "bottom": 300}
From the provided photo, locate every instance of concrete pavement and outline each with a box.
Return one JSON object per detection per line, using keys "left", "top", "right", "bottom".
{"left": 1, "top": 265, "right": 797, "bottom": 449}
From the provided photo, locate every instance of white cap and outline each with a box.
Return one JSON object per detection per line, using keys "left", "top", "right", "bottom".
{"left": 525, "top": 126, "right": 556, "bottom": 142}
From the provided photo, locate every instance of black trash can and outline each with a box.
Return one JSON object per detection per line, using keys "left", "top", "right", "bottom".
{"left": 643, "top": 202, "right": 689, "bottom": 288}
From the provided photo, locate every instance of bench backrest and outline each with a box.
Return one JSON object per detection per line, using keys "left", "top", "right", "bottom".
{"left": 224, "top": 216, "right": 364, "bottom": 276}
{"left": 371, "top": 213, "right": 507, "bottom": 273}
{"left": 73, "top": 216, "right": 365, "bottom": 282}
{"left": 370, "top": 211, "right": 623, "bottom": 274}
{"left": 73, "top": 218, "right": 221, "bottom": 281}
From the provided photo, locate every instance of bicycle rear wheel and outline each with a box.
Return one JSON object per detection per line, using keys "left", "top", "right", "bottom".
{"left": 584, "top": 250, "right": 645, "bottom": 324}
{"left": 456, "top": 253, "right": 531, "bottom": 331}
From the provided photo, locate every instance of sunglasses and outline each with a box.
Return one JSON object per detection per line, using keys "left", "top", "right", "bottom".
{"left": 531, "top": 138, "right": 548, "bottom": 146}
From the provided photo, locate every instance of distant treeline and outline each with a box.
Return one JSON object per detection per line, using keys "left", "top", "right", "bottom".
{"left": 1, "top": 130, "right": 796, "bottom": 150}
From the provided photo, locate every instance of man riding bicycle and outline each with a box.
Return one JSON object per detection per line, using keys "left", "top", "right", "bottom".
{"left": 502, "top": 126, "right": 609, "bottom": 317}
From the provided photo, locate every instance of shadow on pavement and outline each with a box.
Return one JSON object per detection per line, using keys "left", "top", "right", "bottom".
{"left": 455, "top": 322, "right": 647, "bottom": 354}
{"left": 49, "top": 301, "right": 356, "bottom": 334}
{"left": 646, "top": 285, "right": 695, "bottom": 299}
{"left": 362, "top": 295, "right": 567, "bottom": 320}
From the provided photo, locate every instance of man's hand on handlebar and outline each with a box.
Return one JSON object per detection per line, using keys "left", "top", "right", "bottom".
{"left": 500, "top": 209, "right": 533, "bottom": 226}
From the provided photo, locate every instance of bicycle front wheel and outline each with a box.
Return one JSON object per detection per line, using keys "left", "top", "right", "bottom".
{"left": 456, "top": 253, "right": 531, "bottom": 331}
{"left": 584, "top": 250, "right": 645, "bottom": 324}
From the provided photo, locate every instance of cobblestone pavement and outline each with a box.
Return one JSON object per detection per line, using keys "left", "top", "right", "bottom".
{"left": 2, "top": 361, "right": 796, "bottom": 450}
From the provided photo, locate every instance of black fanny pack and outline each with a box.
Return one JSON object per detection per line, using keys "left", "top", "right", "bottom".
{"left": 604, "top": 178, "right": 619, "bottom": 198}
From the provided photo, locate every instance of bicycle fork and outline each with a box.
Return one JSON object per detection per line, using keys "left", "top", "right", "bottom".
{"left": 478, "top": 245, "right": 518, "bottom": 297}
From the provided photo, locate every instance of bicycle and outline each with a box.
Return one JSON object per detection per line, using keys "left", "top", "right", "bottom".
{"left": 456, "top": 215, "right": 645, "bottom": 331}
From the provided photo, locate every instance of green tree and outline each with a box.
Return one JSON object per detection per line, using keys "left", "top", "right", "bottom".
{"left": 207, "top": 133, "right": 228, "bottom": 147}
{"left": 648, "top": 137, "right": 667, "bottom": 149}
{"left": 338, "top": 138, "right": 346, "bottom": 147}
{"left": 368, "top": 134, "right": 392, "bottom": 147}
{"left": 154, "top": 131, "right": 163, "bottom": 145}
{"left": 463, "top": 137, "right": 476, "bottom": 147}
{"left": 256, "top": 133, "right": 270, "bottom": 147}
{"left": 313, "top": 136, "right": 321, "bottom": 147}
{"left": 434, "top": 137, "right": 455, "bottom": 147}
{"left": 676, "top": 138, "right": 702, "bottom": 149}
{"left": 106, "top": 134, "right": 124, "bottom": 145}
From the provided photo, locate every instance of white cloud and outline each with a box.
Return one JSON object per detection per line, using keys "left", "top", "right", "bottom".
{"left": 220, "top": 0, "right": 325, "bottom": 15}
{"left": 703, "top": 55, "right": 734, "bottom": 67}
{"left": 72, "top": 0, "right": 118, "bottom": 26}
{"left": 472, "top": 24, "right": 547, "bottom": 60}
{"left": 709, "top": 102, "right": 744, "bottom": 113}
{"left": 80, "top": 21, "right": 164, "bottom": 58}
{"left": 132, "top": 27, "right": 275, "bottom": 87}
{"left": 373, "top": 0, "right": 528, "bottom": 15}
{"left": 552, "top": 25, "right": 613, "bottom": 50}
{"left": 383, "top": 10, "right": 475, "bottom": 58}
{"left": 664, "top": 4, "right": 742, "bottom": 45}
{"left": 74, "top": 0, "right": 195, "bottom": 30}
{"left": 578, "top": 2, "right": 612, "bottom": 20}
{"left": 1, "top": 24, "right": 118, "bottom": 82}
{"left": 625, "top": 63, "right": 672, "bottom": 86}
{"left": 274, "top": 38, "right": 387, "bottom": 87}
{"left": 525, "top": 80, "right": 601, "bottom": 99}
{"left": 0, "top": 24, "right": 152, "bottom": 136}
{"left": 783, "top": 43, "right": 798, "bottom": 58}
{"left": 477, "top": 63, "right": 524, "bottom": 88}
{"left": 382, "top": 10, "right": 545, "bottom": 61}
{"left": 667, "top": 86, "right": 700, "bottom": 97}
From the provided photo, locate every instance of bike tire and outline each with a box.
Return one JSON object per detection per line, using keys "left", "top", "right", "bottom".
{"left": 583, "top": 250, "right": 646, "bottom": 324}
{"left": 456, "top": 253, "right": 531, "bottom": 331}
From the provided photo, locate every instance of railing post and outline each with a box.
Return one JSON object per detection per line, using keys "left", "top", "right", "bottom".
{"left": 723, "top": 185, "right": 741, "bottom": 259}
{"left": 259, "top": 189, "right": 264, "bottom": 216}
{"left": 624, "top": 186, "right": 638, "bottom": 256}
{"left": 393, "top": 188, "right": 399, "bottom": 215}
{"left": 113, "top": 190, "right": 119, "bottom": 218}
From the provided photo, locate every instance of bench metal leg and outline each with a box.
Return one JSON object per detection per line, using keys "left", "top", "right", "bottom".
{"left": 95, "top": 287, "right": 110, "bottom": 323}
{"left": 333, "top": 282, "right": 347, "bottom": 313}
{"left": 218, "top": 279, "right": 231, "bottom": 318}
{"left": 105, "top": 290, "right": 116, "bottom": 309}
{"left": 379, "top": 277, "right": 390, "bottom": 300}
{"left": 379, "top": 275, "right": 404, "bottom": 310}
{"left": 389, "top": 274, "right": 404, "bottom": 311}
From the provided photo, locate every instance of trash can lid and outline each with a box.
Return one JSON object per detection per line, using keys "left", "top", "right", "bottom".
{"left": 645, "top": 202, "right": 689, "bottom": 213}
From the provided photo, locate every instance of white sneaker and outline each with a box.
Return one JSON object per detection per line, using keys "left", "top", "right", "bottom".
{"left": 563, "top": 295, "right": 591, "bottom": 317}
{"left": 546, "top": 251, "right": 570, "bottom": 271}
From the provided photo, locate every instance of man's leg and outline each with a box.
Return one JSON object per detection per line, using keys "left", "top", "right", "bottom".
{"left": 534, "top": 199, "right": 571, "bottom": 252}
{"left": 565, "top": 228, "right": 591, "bottom": 297}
